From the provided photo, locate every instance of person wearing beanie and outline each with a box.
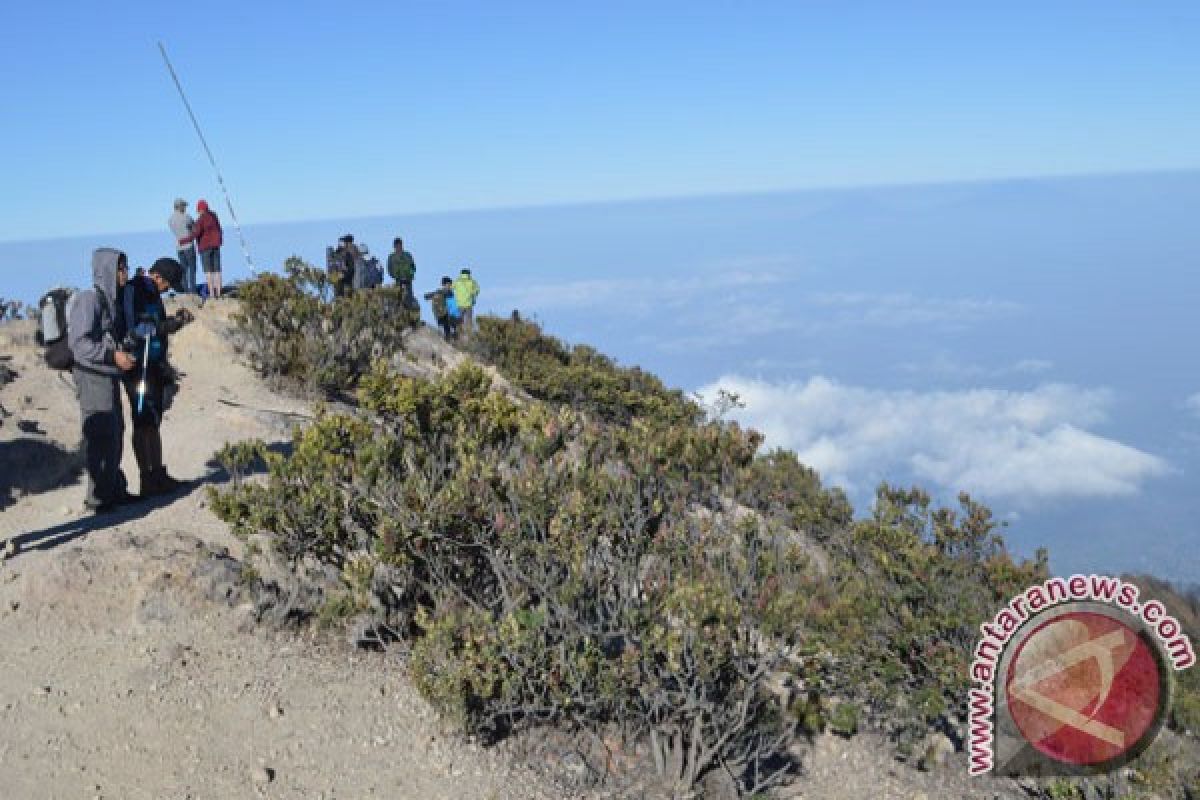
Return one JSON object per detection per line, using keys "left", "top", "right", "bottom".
{"left": 423, "top": 275, "right": 458, "bottom": 340}
{"left": 168, "top": 198, "right": 197, "bottom": 294}
{"left": 117, "top": 257, "right": 194, "bottom": 495}
{"left": 182, "top": 198, "right": 224, "bottom": 299}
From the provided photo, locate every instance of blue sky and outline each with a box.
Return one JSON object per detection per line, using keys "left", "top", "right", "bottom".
{"left": 3, "top": 1, "right": 1200, "bottom": 242}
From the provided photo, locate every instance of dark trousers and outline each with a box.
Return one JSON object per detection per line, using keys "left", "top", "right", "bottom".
{"left": 437, "top": 314, "right": 457, "bottom": 340}
{"left": 122, "top": 369, "right": 168, "bottom": 483}
{"left": 178, "top": 247, "right": 198, "bottom": 293}
{"left": 75, "top": 369, "right": 126, "bottom": 507}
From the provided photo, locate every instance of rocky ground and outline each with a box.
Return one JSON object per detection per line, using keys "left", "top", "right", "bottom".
{"left": 0, "top": 297, "right": 1136, "bottom": 799}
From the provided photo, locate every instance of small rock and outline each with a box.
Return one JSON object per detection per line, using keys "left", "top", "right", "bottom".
{"left": 918, "top": 732, "right": 955, "bottom": 771}
{"left": 3, "top": 539, "right": 15, "bottom": 559}
{"left": 252, "top": 767, "right": 275, "bottom": 785}
{"left": 268, "top": 704, "right": 284, "bottom": 719}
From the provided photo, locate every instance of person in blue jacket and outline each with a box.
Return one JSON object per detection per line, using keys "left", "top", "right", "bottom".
{"left": 118, "top": 258, "right": 194, "bottom": 496}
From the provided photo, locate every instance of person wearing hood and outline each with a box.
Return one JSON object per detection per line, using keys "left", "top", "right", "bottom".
{"left": 183, "top": 199, "right": 224, "bottom": 299}
{"left": 68, "top": 248, "right": 139, "bottom": 511}
{"left": 118, "top": 257, "right": 194, "bottom": 496}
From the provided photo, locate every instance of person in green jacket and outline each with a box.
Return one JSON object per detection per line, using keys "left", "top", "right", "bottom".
{"left": 452, "top": 268, "right": 480, "bottom": 340}
{"left": 387, "top": 237, "right": 417, "bottom": 304}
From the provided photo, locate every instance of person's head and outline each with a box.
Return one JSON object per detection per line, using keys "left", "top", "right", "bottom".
{"left": 461, "top": 268, "right": 471, "bottom": 277}
{"left": 174, "top": 198, "right": 187, "bottom": 212}
{"left": 196, "top": 199, "right": 209, "bottom": 213}
{"left": 149, "top": 258, "right": 184, "bottom": 293}
{"left": 441, "top": 276, "right": 453, "bottom": 287}
{"left": 339, "top": 234, "right": 354, "bottom": 248}
{"left": 393, "top": 237, "right": 403, "bottom": 252}
{"left": 116, "top": 253, "right": 129, "bottom": 288}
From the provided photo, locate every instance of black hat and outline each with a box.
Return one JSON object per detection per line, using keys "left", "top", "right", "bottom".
{"left": 339, "top": 234, "right": 355, "bottom": 243}
{"left": 149, "top": 257, "right": 185, "bottom": 292}
{"left": 441, "top": 275, "right": 453, "bottom": 285}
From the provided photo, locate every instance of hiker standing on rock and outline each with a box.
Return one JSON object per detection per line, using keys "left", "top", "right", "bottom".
{"left": 168, "top": 198, "right": 197, "bottom": 294}
{"left": 331, "top": 234, "right": 360, "bottom": 298}
{"left": 387, "top": 237, "right": 416, "bottom": 305}
{"left": 118, "top": 258, "right": 194, "bottom": 496}
{"left": 68, "top": 248, "right": 139, "bottom": 512}
{"left": 424, "top": 276, "right": 458, "bottom": 340}
{"left": 452, "top": 268, "right": 480, "bottom": 341}
{"left": 183, "top": 199, "right": 224, "bottom": 300}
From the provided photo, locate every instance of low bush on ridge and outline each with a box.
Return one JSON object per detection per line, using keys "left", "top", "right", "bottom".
{"left": 467, "top": 314, "right": 701, "bottom": 426}
{"left": 231, "top": 257, "right": 419, "bottom": 395}
{"left": 213, "top": 308, "right": 1197, "bottom": 797}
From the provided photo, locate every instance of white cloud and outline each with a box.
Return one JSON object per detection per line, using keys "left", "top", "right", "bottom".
{"left": 895, "top": 355, "right": 1055, "bottom": 380}
{"left": 487, "top": 270, "right": 786, "bottom": 314}
{"left": 697, "top": 376, "right": 1169, "bottom": 501}
{"left": 807, "top": 292, "right": 1023, "bottom": 328}
{"left": 1187, "top": 392, "right": 1200, "bottom": 418}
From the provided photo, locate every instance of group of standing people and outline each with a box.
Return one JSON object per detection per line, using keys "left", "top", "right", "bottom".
{"left": 68, "top": 250, "right": 193, "bottom": 512}
{"left": 331, "top": 233, "right": 482, "bottom": 341}
{"left": 168, "top": 198, "right": 224, "bottom": 299}
{"left": 425, "top": 270, "right": 480, "bottom": 341}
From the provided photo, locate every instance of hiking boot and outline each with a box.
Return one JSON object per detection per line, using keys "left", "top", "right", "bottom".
{"left": 86, "top": 490, "right": 140, "bottom": 514}
{"left": 142, "top": 469, "right": 184, "bottom": 496}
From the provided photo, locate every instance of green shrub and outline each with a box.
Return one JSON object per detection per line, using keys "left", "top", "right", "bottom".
{"left": 231, "top": 257, "right": 419, "bottom": 395}
{"left": 214, "top": 362, "right": 820, "bottom": 795}
{"left": 811, "top": 485, "right": 1048, "bottom": 750}
{"left": 212, "top": 310, "right": 1064, "bottom": 795}
{"left": 468, "top": 314, "right": 701, "bottom": 425}
{"left": 735, "top": 448, "right": 852, "bottom": 542}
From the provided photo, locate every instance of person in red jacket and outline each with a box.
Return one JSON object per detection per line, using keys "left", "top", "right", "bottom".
{"left": 185, "top": 198, "right": 225, "bottom": 299}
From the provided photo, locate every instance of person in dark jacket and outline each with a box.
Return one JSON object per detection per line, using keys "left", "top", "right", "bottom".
{"left": 330, "top": 234, "right": 360, "bottom": 298}
{"left": 387, "top": 237, "right": 416, "bottom": 303}
{"left": 184, "top": 198, "right": 224, "bottom": 299}
{"left": 118, "top": 258, "right": 194, "bottom": 496}
{"left": 68, "top": 248, "right": 139, "bottom": 511}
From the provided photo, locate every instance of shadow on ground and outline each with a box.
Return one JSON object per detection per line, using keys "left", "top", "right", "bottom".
{"left": 9, "top": 475, "right": 214, "bottom": 556}
{"left": 0, "top": 437, "right": 83, "bottom": 512}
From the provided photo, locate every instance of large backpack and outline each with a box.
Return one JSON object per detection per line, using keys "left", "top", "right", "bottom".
{"left": 35, "top": 287, "right": 77, "bottom": 370}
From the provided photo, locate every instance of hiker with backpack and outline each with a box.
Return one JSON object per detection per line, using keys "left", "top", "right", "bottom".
{"left": 424, "top": 276, "right": 458, "bottom": 340}
{"left": 452, "top": 268, "right": 480, "bottom": 341}
{"left": 67, "top": 249, "right": 139, "bottom": 512}
{"left": 168, "top": 198, "right": 197, "bottom": 294}
{"left": 329, "top": 234, "right": 360, "bottom": 298}
{"left": 182, "top": 199, "right": 224, "bottom": 300}
{"left": 118, "top": 258, "right": 194, "bottom": 496}
{"left": 387, "top": 237, "right": 417, "bottom": 304}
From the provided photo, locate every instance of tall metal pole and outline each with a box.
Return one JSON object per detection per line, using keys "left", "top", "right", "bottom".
{"left": 158, "top": 41, "right": 255, "bottom": 269}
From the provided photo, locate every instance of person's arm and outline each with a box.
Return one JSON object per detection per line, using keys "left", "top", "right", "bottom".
{"left": 181, "top": 215, "right": 202, "bottom": 245}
